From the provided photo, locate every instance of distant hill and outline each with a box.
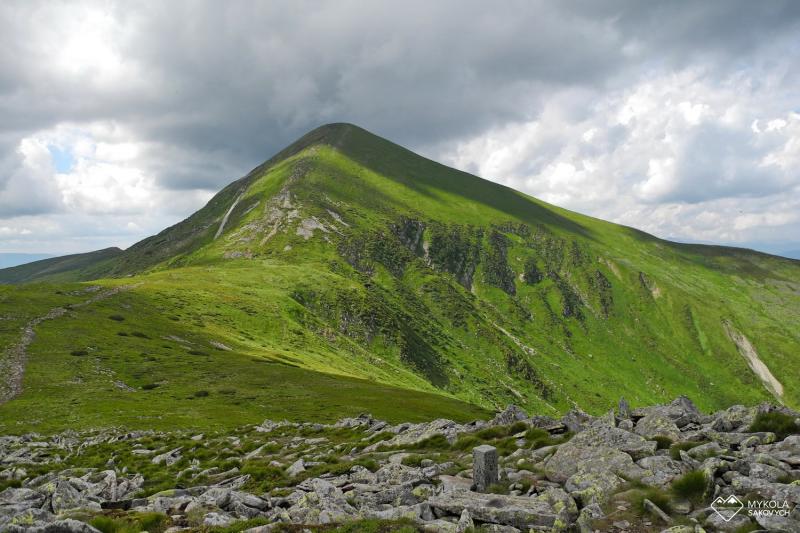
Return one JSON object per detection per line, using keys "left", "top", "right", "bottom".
{"left": 0, "top": 247, "right": 122, "bottom": 284}
{"left": 0, "top": 123, "right": 797, "bottom": 434}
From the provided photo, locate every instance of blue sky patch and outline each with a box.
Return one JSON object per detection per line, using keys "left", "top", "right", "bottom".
{"left": 47, "top": 144, "right": 75, "bottom": 173}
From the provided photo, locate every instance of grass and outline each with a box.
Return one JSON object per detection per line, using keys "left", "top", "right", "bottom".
{"left": 89, "top": 512, "right": 168, "bottom": 533}
{"left": 748, "top": 411, "right": 800, "bottom": 440}
{"left": 0, "top": 123, "right": 798, "bottom": 436}
{"left": 671, "top": 470, "right": 708, "bottom": 504}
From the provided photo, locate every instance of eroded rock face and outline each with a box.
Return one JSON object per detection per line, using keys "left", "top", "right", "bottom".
{"left": 0, "top": 398, "right": 798, "bottom": 532}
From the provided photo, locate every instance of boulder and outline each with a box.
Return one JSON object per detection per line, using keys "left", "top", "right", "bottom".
{"left": 635, "top": 413, "right": 681, "bottom": 442}
{"left": 492, "top": 405, "right": 528, "bottom": 426}
{"left": 637, "top": 456, "right": 690, "bottom": 488}
{"left": 544, "top": 443, "right": 644, "bottom": 483}
{"left": 568, "top": 420, "right": 657, "bottom": 460}
{"left": 427, "top": 491, "right": 557, "bottom": 529}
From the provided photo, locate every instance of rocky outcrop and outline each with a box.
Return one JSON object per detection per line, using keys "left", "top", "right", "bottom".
{"left": 1, "top": 397, "right": 798, "bottom": 532}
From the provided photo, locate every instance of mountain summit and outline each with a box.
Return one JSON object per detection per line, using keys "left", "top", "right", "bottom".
{"left": 0, "top": 123, "right": 798, "bottom": 432}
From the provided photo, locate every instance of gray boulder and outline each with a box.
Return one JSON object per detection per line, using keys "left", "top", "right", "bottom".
{"left": 427, "top": 491, "right": 557, "bottom": 530}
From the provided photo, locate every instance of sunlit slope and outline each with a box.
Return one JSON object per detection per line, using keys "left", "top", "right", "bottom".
{"left": 0, "top": 123, "right": 797, "bottom": 433}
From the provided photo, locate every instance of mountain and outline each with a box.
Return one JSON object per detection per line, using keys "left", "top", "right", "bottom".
{"left": 0, "top": 247, "right": 121, "bottom": 284}
{"left": 0, "top": 123, "right": 798, "bottom": 434}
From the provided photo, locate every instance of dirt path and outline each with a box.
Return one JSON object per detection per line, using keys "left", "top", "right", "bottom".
{"left": 723, "top": 320, "right": 784, "bottom": 402}
{"left": 0, "top": 284, "right": 141, "bottom": 404}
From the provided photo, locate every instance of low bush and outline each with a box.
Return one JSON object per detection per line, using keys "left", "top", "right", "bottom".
{"left": 193, "top": 390, "right": 210, "bottom": 398}
{"left": 70, "top": 349, "right": 88, "bottom": 356}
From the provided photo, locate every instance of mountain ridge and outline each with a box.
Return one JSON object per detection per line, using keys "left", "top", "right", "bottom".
{"left": 0, "top": 123, "right": 797, "bottom": 434}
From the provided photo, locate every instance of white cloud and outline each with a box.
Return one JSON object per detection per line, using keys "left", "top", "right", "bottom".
{"left": 440, "top": 64, "right": 800, "bottom": 248}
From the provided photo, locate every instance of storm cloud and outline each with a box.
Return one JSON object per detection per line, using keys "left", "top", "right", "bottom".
{"left": 1, "top": 0, "right": 799, "bottom": 255}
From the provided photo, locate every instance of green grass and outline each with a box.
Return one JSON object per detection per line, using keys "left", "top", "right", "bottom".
{"left": 671, "top": 470, "right": 708, "bottom": 504}
{"left": 748, "top": 411, "right": 800, "bottom": 440}
{"left": 0, "top": 123, "right": 798, "bottom": 434}
{"left": 89, "top": 512, "right": 168, "bottom": 533}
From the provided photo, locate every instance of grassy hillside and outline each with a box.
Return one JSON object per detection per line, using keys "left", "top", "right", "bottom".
{"left": 0, "top": 123, "right": 797, "bottom": 434}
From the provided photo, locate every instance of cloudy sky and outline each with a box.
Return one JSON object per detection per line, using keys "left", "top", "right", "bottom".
{"left": 1, "top": 1, "right": 799, "bottom": 258}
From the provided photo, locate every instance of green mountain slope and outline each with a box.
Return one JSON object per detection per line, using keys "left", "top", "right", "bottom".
{"left": 0, "top": 123, "right": 798, "bottom": 433}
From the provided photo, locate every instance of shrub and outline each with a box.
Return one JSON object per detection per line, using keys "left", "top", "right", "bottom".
{"left": 70, "top": 349, "right": 88, "bottom": 356}
{"left": 108, "top": 314, "right": 125, "bottom": 321}
{"left": 142, "top": 383, "right": 159, "bottom": 390}
{"left": 193, "top": 390, "right": 210, "bottom": 397}
{"left": 749, "top": 412, "right": 799, "bottom": 441}
{"left": 130, "top": 331, "right": 150, "bottom": 339}
{"left": 117, "top": 332, "right": 129, "bottom": 337}
{"left": 671, "top": 470, "right": 707, "bottom": 503}
{"left": 188, "top": 349, "right": 208, "bottom": 356}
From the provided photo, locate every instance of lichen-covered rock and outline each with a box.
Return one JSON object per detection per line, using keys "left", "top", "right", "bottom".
{"left": 544, "top": 443, "right": 644, "bottom": 483}
{"left": 492, "top": 405, "right": 528, "bottom": 426}
{"left": 427, "top": 491, "right": 557, "bottom": 530}
{"left": 635, "top": 413, "right": 681, "bottom": 442}
{"left": 564, "top": 471, "right": 624, "bottom": 506}
{"left": 568, "top": 420, "right": 657, "bottom": 460}
{"left": 637, "top": 456, "right": 690, "bottom": 488}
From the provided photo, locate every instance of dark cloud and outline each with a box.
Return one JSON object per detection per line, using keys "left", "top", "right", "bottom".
{"left": 0, "top": 0, "right": 799, "bottom": 252}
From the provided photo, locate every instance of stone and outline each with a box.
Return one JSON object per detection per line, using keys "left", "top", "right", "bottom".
{"left": 545, "top": 443, "right": 645, "bottom": 483}
{"left": 635, "top": 413, "right": 681, "bottom": 442}
{"left": 561, "top": 409, "right": 594, "bottom": 433}
{"left": 637, "top": 456, "right": 690, "bottom": 488}
{"left": 456, "top": 508, "right": 474, "bottom": 532}
{"left": 565, "top": 471, "right": 624, "bottom": 506}
{"left": 14, "top": 519, "right": 103, "bottom": 532}
{"left": 618, "top": 397, "right": 631, "bottom": 419}
{"left": 427, "top": 491, "right": 557, "bottom": 529}
{"left": 569, "top": 420, "right": 657, "bottom": 460}
{"left": 492, "top": 405, "right": 528, "bottom": 426}
{"left": 151, "top": 447, "right": 182, "bottom": 466}
{"left": 643, "top": 498, "right": 672, "bottom": 524}
{"left": 286, "top": 458, "right": 306, "bottom": 476}
{"left": 203, "top": 512, "right": 234, "bottom": 527}
{"left": 473, "top": 445, "right": 499, "bottom": 493}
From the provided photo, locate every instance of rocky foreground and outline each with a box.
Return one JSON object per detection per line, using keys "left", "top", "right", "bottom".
{"left": 1, "top": 398, "right": 799, "bottom": 532}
